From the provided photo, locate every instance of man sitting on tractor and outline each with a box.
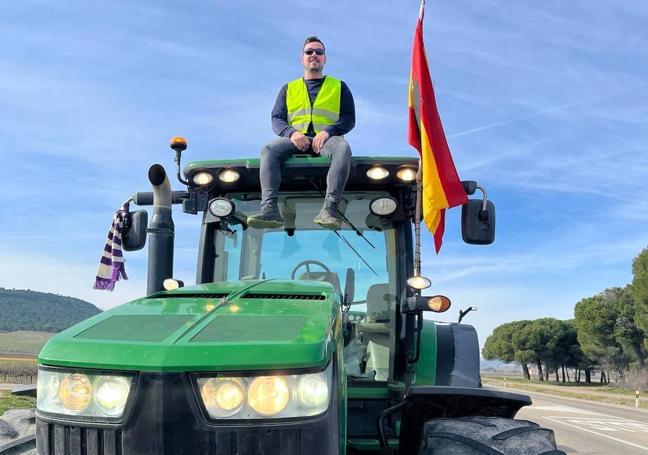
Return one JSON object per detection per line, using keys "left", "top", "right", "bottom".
{"left": 248, "top": 36, "right": 356, "bottom": 230}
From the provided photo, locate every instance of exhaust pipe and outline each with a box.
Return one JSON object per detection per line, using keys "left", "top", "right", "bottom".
{"left": 147, "top": 164, "right": 174, "bottom": 295}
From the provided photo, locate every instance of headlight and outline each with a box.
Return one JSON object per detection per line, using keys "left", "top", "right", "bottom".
{"left": 196, "top": 361, "right": 333, "bottom": 420}
{"left": 369, "top": 197, "right": 397, "bottom": 216}
{"left": 366, "top": 166, "right": 389, "bottom": 180}
{"left": 407, "top": 275, "right": 432, "bottom": 290}
{"left": 209, "top": 198, "right": 235, "bottom": 217}
{"left": 59, "top": 374, "right": 92, "bottom": 413}
{"left": 248, "top": 376, "right": 290, "bottom": 416}
{"left": 162, "top": 278, "right": 184, "bottom": 290}
{"left": 201, "top": 378, "right": 246, "bottom": 417}
{"left": 396, "top": 165, "right": 417, "bottom": 182}
{"left": 192, "top": 171, "right": 214, "bottom": 186}
{"left": 219, "top": 169, "right": 240, "bottom": 183}
{"left": 37, "top": 368, "right": 134, "bottom": 420}
{"left": 94, "top": 376, "right": 132, "bottom": 417}
{"left": 297, "top": 373, "right": 329, "bottom": 409}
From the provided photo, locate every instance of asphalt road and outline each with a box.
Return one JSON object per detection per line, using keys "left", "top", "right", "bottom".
{"left": 509, "top": 388, "right": 648, "bottom": 454}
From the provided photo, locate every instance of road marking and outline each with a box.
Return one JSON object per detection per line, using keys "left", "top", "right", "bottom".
{"left": 532, "top": 405, "right": 601, "bottom": 415}
{"left": 548, "top": 417, "right": 648, "bottom": 433}
{"left": 544, "top": 416, "right": 648, "bottom": 452}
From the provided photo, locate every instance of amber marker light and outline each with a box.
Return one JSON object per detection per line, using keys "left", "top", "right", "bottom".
{"left": 427, "top": 295, "right": 451, "bottom": 313}
{"left": 228, "top": 304, "right": 241, "bottom": 313}
{"left": 170, "top": 136, "right": 187, "bottom": 152}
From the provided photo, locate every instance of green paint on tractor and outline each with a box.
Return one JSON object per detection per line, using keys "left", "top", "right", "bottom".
{"left": 28, "top": 151, "right": 562, "bottom": 455}
{"left": 39, "top": 280, "right": 338, "bottom": 372}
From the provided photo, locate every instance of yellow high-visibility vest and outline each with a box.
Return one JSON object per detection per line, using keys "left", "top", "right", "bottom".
{"left": 286, "top": 76, "right": 341, "bottom": 134}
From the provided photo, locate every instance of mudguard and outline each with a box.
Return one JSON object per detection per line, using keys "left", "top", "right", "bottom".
{"left": 435, "top": 323, "right": 481, "bottom": 388}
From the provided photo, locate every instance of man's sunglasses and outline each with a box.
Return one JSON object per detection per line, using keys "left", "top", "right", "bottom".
{"left": 304, "top": 49, "right": 325, "bottom": 56}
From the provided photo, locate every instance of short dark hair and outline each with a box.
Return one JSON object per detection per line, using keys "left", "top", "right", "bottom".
{"left": 303, "top": 36, "right": 325, "bottom": 51}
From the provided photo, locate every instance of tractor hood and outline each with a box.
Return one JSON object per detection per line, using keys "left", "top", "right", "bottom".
{"left": 39, "top": 280, "right": 340, "bottom": 372}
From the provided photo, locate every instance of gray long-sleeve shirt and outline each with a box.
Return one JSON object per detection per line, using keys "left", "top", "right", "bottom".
{"left": 271, "top": 76, "right": 355, "bottom": 138}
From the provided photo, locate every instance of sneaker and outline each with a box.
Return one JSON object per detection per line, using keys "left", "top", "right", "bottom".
{"left": 247, "top": 203, "right": 284, "bottom": 229}
{"left": 313, "top": 202, "right": 342, "bottom": 230}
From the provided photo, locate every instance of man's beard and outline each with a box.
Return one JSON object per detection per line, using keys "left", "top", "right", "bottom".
{"left": 306, "top": 62, "right": 322, "bottom": 73}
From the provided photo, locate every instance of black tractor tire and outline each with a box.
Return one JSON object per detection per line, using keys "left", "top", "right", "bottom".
{"left": 0, "top": 409, "right": 37, "bottom": 455}
{"left": 419, "top": 416, "right": 566, "bottom": 455}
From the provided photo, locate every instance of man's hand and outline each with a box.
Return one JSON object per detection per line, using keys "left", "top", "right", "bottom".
{"left": 290, "top": 131, "right": 310, "bottom": 152}
{"left": 312, "top": 131, "right": 330, "bottom": 154}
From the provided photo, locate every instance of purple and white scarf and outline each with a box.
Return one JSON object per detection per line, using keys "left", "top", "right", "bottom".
{"left": 93, "top": 202, "right": 129, "bottom": 291}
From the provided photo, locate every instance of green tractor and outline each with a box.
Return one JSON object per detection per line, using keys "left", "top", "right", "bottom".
{"left": 28, "top": 139, "right": 563, "bottom": 454}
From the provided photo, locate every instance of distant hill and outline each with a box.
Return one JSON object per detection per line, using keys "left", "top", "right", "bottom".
{"left": 480, "top": 358, "right": 523, "bottom": 374}
{"left": 0, "top": 288, "right": 101, "bottom": 332}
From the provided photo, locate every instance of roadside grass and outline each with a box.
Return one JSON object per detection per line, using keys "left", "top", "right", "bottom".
{"left": 0, "top": 390, "right": 35, "bottom": 415}
{"left": 481, "top": 374, "right": 648, "bottom": 409}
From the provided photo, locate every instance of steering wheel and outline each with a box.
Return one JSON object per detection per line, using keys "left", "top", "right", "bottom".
{"left": 290, "top": 260, "right": 332, "bottom": 279}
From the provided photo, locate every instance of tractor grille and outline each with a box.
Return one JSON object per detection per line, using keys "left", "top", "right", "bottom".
{"left": 37, "top": 423, "right": 122, "bottom": 455}
{"left": 36, "top": 422, "right": 323, "bottom": 455}
{"left": 241, "top": 292, "right": 325, "bottom": 300}
{"left": 149, "top": 292, "right": 229, "bottom": 299}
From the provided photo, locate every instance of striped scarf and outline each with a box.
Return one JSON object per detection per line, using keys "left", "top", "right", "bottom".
{"left": 94, "top": 202, "right": 129, "bottom": 291}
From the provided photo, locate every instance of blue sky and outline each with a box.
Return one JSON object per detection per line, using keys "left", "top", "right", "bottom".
{"left": 1, "top": 1, "right": 647, "bottom": 347}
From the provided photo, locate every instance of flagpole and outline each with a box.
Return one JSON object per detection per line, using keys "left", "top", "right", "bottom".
{"left": 413, "top": 0, "right": 425, "bottom": 281}
{"left": 414, "top": 159, "right": 422, "bottom": 279}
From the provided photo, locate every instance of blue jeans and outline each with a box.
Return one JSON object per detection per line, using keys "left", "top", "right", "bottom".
{"left": 259, "top": 136, "right": 352, "bottom": 207}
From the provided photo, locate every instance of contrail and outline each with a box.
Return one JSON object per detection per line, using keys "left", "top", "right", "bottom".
{"left": 448, "top": 82, "right": 646, "bottom": 139}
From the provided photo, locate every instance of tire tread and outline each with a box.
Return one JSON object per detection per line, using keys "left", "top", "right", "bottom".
{"left": 491, "top": 426, "right": 553, "bottom": 441}
{"left": 424, "top": 432, "right": 504, "bottom": 454}
{"left": 419, "top": 416, "right": 566, "bottom": 455}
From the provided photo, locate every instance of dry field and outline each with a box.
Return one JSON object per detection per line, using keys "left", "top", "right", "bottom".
{"left": 0, "top": 330, "right": 53, "bottom": 355}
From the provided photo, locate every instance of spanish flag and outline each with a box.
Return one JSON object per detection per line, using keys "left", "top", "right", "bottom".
{"left": 408, "top": 1, "right": 467, "bottom": 253}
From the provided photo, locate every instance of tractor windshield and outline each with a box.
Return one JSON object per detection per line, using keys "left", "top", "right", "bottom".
{"left": 208, "top": 192, "right": 398, "bottom": 381}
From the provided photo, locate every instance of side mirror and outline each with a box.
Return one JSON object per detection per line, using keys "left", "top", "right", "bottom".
{"left": 458, "top": 306, "right": 477, "bottom": 323}
{"left": 461, "top": 199, "right": 495, "bottom": 245}
{"left": 123, "top": 210, "right": 148, "bottom": 251}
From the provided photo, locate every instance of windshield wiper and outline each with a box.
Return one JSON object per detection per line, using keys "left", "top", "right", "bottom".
{"left": 306, "top": 177, "right": 375, "bottom": 249}
{"left": 337, "top": 211, "right": 375, "bottom": 249}
{"left": 334, "top": 231, "right": 378, "bottom": 276}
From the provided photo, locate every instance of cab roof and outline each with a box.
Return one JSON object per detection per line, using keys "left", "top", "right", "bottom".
{"left": 183, "top": 155, "right": 419, "bottom": 193}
